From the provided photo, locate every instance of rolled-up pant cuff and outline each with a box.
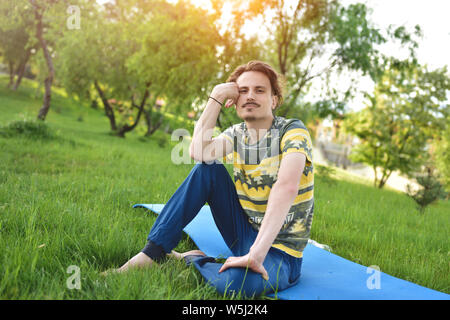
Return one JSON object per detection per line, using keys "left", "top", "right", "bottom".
{"left": 141, "top": 240, "right": 167, "bottom": 262}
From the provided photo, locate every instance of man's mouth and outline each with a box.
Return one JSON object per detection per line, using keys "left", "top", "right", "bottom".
{"left": 243, "top": 102, "right": 259, "bottom": 109}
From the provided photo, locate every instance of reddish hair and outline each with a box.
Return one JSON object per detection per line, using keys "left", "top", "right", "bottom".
{"left": 226, "top": 61, "right": 284, "bottom": 109}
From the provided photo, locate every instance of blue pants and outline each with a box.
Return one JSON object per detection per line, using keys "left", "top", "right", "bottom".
{"left": 142, "top": 162, "right": 302, "bottom": 297}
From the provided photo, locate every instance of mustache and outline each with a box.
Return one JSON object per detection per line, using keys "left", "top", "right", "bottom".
{"left": 242, "top": 102, "right": 260, "bottom": 107}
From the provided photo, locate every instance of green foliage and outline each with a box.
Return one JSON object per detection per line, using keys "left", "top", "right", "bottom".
{"left": 329, "top": 2, "right": 385, "bottom": 80}
{"left": 432, "top": 120, "right": 450, "bottom": 193}
{"left": 315, "top": 164, "right": 337, "bottom": 186}
{"left": 0, "top": 25, "right": 33, "bottom": 88}
{"left": 154, "top": 130, "right": 169, "bottom": 148}
{"left": 127, "top": 1, "right": 221, "bottom": 108}
{"left": 0, "top": 119, "right": 55, "bottom": 140}
{"left": 56, "top": 0, "right": 220, "bottom": 137}
{"left": 56, "top": 15, "right": 140, "bottom": 102}
{"left": 343, "top": 61, "right": 450, "bottom": 188}
{"left": 235, "top": 0, "right": 387, "bottom": 120}
{"left": 164, "top": 113, "right": 195, "bottom": 134}
{"left": 1, "top": 0, "right": 85, "bottom": 119}
{"left": 406, "top": 166, "right": 447, "bottom": 213}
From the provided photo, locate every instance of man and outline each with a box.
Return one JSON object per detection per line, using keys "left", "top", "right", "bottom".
{"left": 113, "top": 61, "right": 314, "bottom": 297}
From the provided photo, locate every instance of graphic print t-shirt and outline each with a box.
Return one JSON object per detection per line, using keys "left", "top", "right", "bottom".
{"left": 219, "top": 116, "right": 314, "bottom": 258}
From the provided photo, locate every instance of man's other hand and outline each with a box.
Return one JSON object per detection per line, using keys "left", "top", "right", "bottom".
{"left": 218, "top": 253, "right": 269, "bottom": 281}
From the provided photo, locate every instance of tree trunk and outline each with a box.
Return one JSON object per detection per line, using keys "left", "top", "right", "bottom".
{"left": 13, "top": 49, "right": 31, "bottom": 91}
{"left": 31, "top": 0, "right": 54, "bottom": 121}
{"left": 7, "top": 61, "right": 15, "bottom": 89}
{"left": 132, "top": 95, "right": 163, "bottom": 137}
{"left": 37, "top": 75, "right": 53, "bottom": 120}
{"left": 145, "top": 109, "right": 164, "bottom": 136}
{"left": 378, "top": 170, "right": 393, "bottom": 189}
{"left": 148, "top": 118, "right": 163, "bottom": 135}
{"left": 373, "top": 166, "right": 379, "bottom": 188}
{"left": 94, "top": 80, "right": 117, "bottom": 131}
{"left": 118, "top": 87, "right": 150, "bottom": 137}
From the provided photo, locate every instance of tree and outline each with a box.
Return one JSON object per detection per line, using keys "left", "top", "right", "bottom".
{"left": 212, "top": 0, "right": 386, "bottom": 123}
{"left": 1, "top": 0, "right": 79, "bottom": 120}
{"left": 343, "top": 61, "right": 450, "bottom": 188}
{"left": 0, "top": 24, "right": 35, "bottom": 91}
{"left": 129, "top": 0, "right": 223, "bottom": 136}
{"left": 406, "top": 165, "right": 447, "bottom": 213}
{"left": 0, "top": 2, "right": 37, "bottom": 91}
{"left": 433, "top": 119, "right": 450, "bottom": 194}
{"left": 57, "top": 5, "right": 150, "bottom": 137}
{"left": 57, "top": 0, "right": 220, "bottom": 137}
{"left": 127, "top": 1, "right": 221, "bottom": 110}
{"left": 29, "top": 0, "right": 58, "bottom": 121}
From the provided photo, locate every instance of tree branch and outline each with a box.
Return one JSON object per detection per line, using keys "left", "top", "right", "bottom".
{"left": 94, "top": 80, "right": 117, "bottom": 131}
{"left": 118, "top": 84, "right": 151, "bottom": 136}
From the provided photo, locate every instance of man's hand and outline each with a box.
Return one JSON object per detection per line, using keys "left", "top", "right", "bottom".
{"left": 210, "top": 82, "right": 239, "bottom": 109}
{"left": 218, "top": 253, "right": 269, "bottom": 281}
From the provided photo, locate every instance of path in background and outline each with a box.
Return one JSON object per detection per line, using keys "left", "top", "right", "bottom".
{"left": 313, "top": 144, "right": 419, "bottom": 193}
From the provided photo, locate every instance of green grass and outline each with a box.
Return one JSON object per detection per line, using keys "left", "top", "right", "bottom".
{"left": 0, "top": 76, "right": 448, "bottom": 299}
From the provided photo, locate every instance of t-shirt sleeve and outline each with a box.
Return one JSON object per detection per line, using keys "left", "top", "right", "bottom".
{"left": 216, "top": 125, "right": 234, "bottom": 163}
{"left": 280, "top": 120, "right": 313, "bottom": 165}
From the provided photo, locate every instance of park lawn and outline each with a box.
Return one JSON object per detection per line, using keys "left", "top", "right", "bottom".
{"left": 0, "top": 76, "right": 448, "bottom": 299}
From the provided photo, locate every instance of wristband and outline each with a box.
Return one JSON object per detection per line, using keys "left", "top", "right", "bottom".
{"left": 208, "top": 96, "right": 223, "bottom": 106}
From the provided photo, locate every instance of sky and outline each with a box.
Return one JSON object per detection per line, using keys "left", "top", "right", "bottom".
{"left": 342, "top": 0, "right": 450, "bottom": 70}
{"left": 333, "top": 0, "right": 450, "bottom": 110}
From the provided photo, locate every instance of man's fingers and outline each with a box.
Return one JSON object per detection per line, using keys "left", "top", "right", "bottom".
{"left": 218, "top": 264, "right": 227, "bottom": 273}
{"left": 261, "top": 267, "right": 269, "bottom": 281}
{"left": 218, "top": 257, "right": 269, "bottom": 280}
{"left": 225, "top": 99, "right": 234, "bottom": 108}
{"left": 218, "top": 257, "right": 235, "bottom": 273}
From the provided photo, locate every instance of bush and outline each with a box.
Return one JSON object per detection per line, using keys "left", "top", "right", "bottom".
{"left": 406, "top": 166, "right": 447, "bottom": 213}
{"left": 315, "top": 164, "right": 337, "bottom": 186}
{"left": 147, "top": 130, "right": 169, "bottom": 148}
{"left": 163, "top": 113, "right": 194, "bottom": 134}
{"left": 0, "top": 119, "right": 56, "bottom": 140}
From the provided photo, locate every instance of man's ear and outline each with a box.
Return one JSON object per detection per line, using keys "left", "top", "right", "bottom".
{"left": 271, "top": 95, "right": 278, "bottom": 110}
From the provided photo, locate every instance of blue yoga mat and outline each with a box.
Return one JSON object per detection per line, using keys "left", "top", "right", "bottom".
{"left": 133, "top": 203, "right": 449, "bottom": 300}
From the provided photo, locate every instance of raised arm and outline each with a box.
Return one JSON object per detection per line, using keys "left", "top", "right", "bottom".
{"left": 189, "top": 83, "right": 239, "bottom": 162}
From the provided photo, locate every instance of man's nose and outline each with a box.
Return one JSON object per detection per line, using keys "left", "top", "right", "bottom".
{"left": 246, "top": 89, "right": 256, "bottom": 100}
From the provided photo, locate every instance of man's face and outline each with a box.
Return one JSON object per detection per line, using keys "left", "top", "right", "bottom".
{"left": 235, "top": 71, "right": 277, "bottom": 122}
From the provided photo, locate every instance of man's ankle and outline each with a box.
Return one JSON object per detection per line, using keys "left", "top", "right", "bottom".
{"left": 141, "top": 240, "right": 167, "bottom": 263}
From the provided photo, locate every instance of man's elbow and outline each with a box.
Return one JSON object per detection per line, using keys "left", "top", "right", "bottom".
{"left": 190, "top": 152, "right": 203, "bottom": 162}
{"left": 189, "top": 142, "right": 212, "bottom": 162}
{"left": 189, "top": 143, "right": 202, "bottom": 162}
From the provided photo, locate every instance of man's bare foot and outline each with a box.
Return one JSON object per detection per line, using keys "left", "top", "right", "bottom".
{"left": 101, "top": 252, "right": 154, "bottom": 276}
{"left": 101, "top": 250, "right": 205, "bottom": 276}
{"left": 118, "top": 252, "right": 154, "bottom": 271}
